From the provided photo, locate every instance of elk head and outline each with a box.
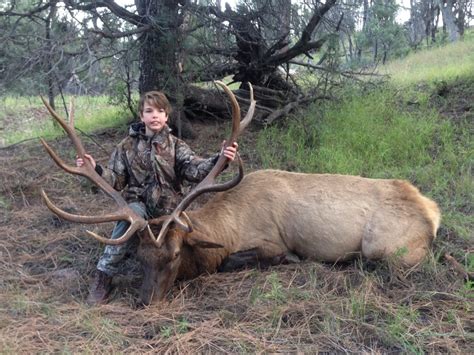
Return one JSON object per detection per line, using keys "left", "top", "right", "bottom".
{"left": 40, "top": 82, "right": 256, "bottom": 305}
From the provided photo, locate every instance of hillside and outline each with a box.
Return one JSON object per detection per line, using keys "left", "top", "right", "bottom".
{"left": 0, "top": 43, "right": 472, "bottom": 352}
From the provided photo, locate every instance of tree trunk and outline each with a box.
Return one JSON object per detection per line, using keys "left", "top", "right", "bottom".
{"left": 136, "top": 0, "right": 180, "bottom": 94}
{"left": 275, "top": 0, "right": 291, "bottom": 56}
{"left": 438, "top": 0, "right": 459, "bottom": 42}
{"left": 457, "top": 3, "right": 465, "bottom": 37}
{"left": 45, "top": 2, "right": 57, "bottom": 109}
{"left": 382, "top": 44, "right": 388, "bottom": 64}
{"left": 358, "top": 0, "right": 369, "bottom": 60}
{"left": 348, "top": 32, "right": 354, "bottom": 60}
{"left": 373, "top": 39, "right": 378, "bottom": 63}
{"left": 432, "top": 3, "right": 440, "bottom": 42}
{"left": 138, "top": 30, "right": 164, "bottom": 93}
{"left": 408, "top": 0, "right": 425, "bottom": 48}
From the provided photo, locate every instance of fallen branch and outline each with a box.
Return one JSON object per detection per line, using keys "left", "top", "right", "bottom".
{"left": 444, "top": 253, "right": 474, "bottom": 281}
{"left": 262, "top": 95, "right": 331, "bottom": 125}
{"left": 0, "top": 129, "right": 109, "bottom": 155}
{"left": 0, "top": 137, "right": 40, "bottom": 150}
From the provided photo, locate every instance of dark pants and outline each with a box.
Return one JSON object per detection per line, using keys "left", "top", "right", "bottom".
{"left": 96, "top": 202, "right": 147, "bottom": 276}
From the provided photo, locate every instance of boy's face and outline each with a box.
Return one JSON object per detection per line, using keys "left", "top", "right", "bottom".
{"left": 140, "top": 101, "right": 168, "bottom": 133}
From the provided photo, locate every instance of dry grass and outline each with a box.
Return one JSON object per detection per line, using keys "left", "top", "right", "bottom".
{"left": 0, "top": 123, "right": 472, "bottom": 353}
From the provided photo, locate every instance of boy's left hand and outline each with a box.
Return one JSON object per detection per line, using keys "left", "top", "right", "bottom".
{"left": 221, "top": 141, "right": 239, "bottom": 161}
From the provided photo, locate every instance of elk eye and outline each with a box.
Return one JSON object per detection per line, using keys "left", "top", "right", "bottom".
{"left": 173, "top": 250, "right": 180, "bottom": 260}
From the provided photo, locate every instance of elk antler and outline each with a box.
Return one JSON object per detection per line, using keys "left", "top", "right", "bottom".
{"left": 152, "top": 81, "right": 256, "bottom": 246}
{"left": 40, "top": 96, "right": 152, "bottom": 245}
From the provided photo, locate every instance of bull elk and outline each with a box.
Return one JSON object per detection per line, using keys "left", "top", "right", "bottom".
{"left": 40, "top": 84, "right": 441, "bottom": 306}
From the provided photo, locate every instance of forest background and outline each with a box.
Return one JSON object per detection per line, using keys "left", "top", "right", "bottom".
{"left": 1, "top": 0, "right": 472, "bottom": 136}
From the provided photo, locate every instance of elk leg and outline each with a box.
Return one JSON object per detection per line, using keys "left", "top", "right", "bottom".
{"left": 218, "top": 249, "right": 301, "bottom": 272}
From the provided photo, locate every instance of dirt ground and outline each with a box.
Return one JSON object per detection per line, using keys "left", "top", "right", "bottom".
{"left": 0, "top": 114, "right": 472, "bottom": 352}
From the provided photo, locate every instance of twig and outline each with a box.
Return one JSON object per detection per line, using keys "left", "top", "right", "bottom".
{"left": 75, "top": 127, "right": 110, "bottom": 156}
{"left": 0, "top": 137, "right": 40, "bottom": 149}
{"left": 444, "top": 253, "right": 474, "bottom": 281}
{"left": 0, "top": 129, "right": 110, "bottom": 155}
{"left": 263, "top": 95, "right": 331, "bottom": 125}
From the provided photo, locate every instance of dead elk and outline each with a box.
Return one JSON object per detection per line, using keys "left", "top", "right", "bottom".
{"left": 39, "top": 85, "right": 440, "bottom": 306}
{"left": 137, "top": 170, "right": 441, "bottom": 304}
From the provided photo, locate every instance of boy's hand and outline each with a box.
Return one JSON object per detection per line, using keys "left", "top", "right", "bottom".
{"left": 221, "top": 141, "right": 238, "bottom": 161}
{"left": 76, "top": 153, "right": 97, "bottom": 169}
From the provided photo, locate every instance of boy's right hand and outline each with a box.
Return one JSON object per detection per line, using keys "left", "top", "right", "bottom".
{"left": 76, "top": 153, "right": 96, "bottom": 169}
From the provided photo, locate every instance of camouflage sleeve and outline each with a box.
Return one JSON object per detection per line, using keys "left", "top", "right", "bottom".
{"left": 175, "top": 139, "right": 219, "bottom": 183}
{"left": 97, "top": 146, "right": 129, "bottom": 191}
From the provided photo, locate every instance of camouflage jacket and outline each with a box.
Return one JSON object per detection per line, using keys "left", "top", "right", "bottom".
{"left": 97, "top": 122, "right": 218, "bottom": 217}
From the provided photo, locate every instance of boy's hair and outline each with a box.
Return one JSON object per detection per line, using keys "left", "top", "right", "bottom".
{"left": 138, "top": 91, "right": 172, "bottom": 116}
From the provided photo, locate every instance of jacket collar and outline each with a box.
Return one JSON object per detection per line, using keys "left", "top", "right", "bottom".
{"left": 129, "top": 122, "right": 172, "bottom": 144}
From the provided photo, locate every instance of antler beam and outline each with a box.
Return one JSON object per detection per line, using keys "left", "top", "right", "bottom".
{"left": 40, "top": 96, "right": 150, "bottom": 245}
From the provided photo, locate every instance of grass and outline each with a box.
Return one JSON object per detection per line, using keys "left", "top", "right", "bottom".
{"left": 0, "top": 95, "right": 130, "bottom": 146}
{"left": 379, "top": 37, "right": 474, "bottom": 86}
{"left": 257, "top": 88, "right": 443, "bottom": 177}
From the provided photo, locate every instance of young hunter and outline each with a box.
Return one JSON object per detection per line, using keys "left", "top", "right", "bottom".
{"left": 76, "top": 91, "right": 238, "bottom": 304}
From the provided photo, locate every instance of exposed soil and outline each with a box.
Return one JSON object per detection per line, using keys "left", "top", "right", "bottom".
{"left": 430, "top": 76, "right": 474, "bottom": 123}
{"left": 0, "top": 111, "right": 472, "bottom": 352}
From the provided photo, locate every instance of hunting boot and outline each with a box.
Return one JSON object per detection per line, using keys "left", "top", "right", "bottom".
{"left": 86, "top": 270, "right": 112, "bottom": 305}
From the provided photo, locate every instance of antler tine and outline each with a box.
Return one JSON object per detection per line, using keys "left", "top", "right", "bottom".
{"left": 40, "top": 96, "right": 150, "bottom": 244}
{"left": 174, "top": 153, "right": 244, "bottom": 211}
{"left": 41, "top": 96, "right": 86, "bottom": 157}
{"left": 41, "top": 189, "right": 141, "bottom": 245}
{"left": 197, "top": 81, "right": 253, "bottom": 187}
{"left": 239, "top": 83, "right": 256, "bottom": 134}
{"left": 153, "top": 154, "right": 244, "bottom": 245}
{"left": 152, "top": 82, "right": 255, "bottom": 247}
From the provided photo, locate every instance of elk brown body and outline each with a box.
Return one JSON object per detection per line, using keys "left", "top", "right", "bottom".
{"left": 139, "top": 169, "right": 440, "bottom": 304}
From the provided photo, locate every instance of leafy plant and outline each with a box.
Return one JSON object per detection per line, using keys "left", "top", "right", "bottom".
{"left": 263, "top": 272, "right": 286, "bottom": 304}
{"left": 160, "top": 326, "right": 173, "bottom": 338}
{"left": 177, "top": 317, "right": 190, "bottom": 334}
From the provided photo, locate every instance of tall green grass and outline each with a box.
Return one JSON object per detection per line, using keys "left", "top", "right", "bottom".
{"left": 257, "top": 89, "right": 448, "bottom": 178}
{"left": 0, "top": 95, "right": 130, "bottom": 146}
{"left": 379, "top": 37, "right": 474, "bottom": 86}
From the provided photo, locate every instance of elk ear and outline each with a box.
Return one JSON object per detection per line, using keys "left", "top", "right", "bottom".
{"left": 186, "top": 235, "right": 224, "bottom": 249}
